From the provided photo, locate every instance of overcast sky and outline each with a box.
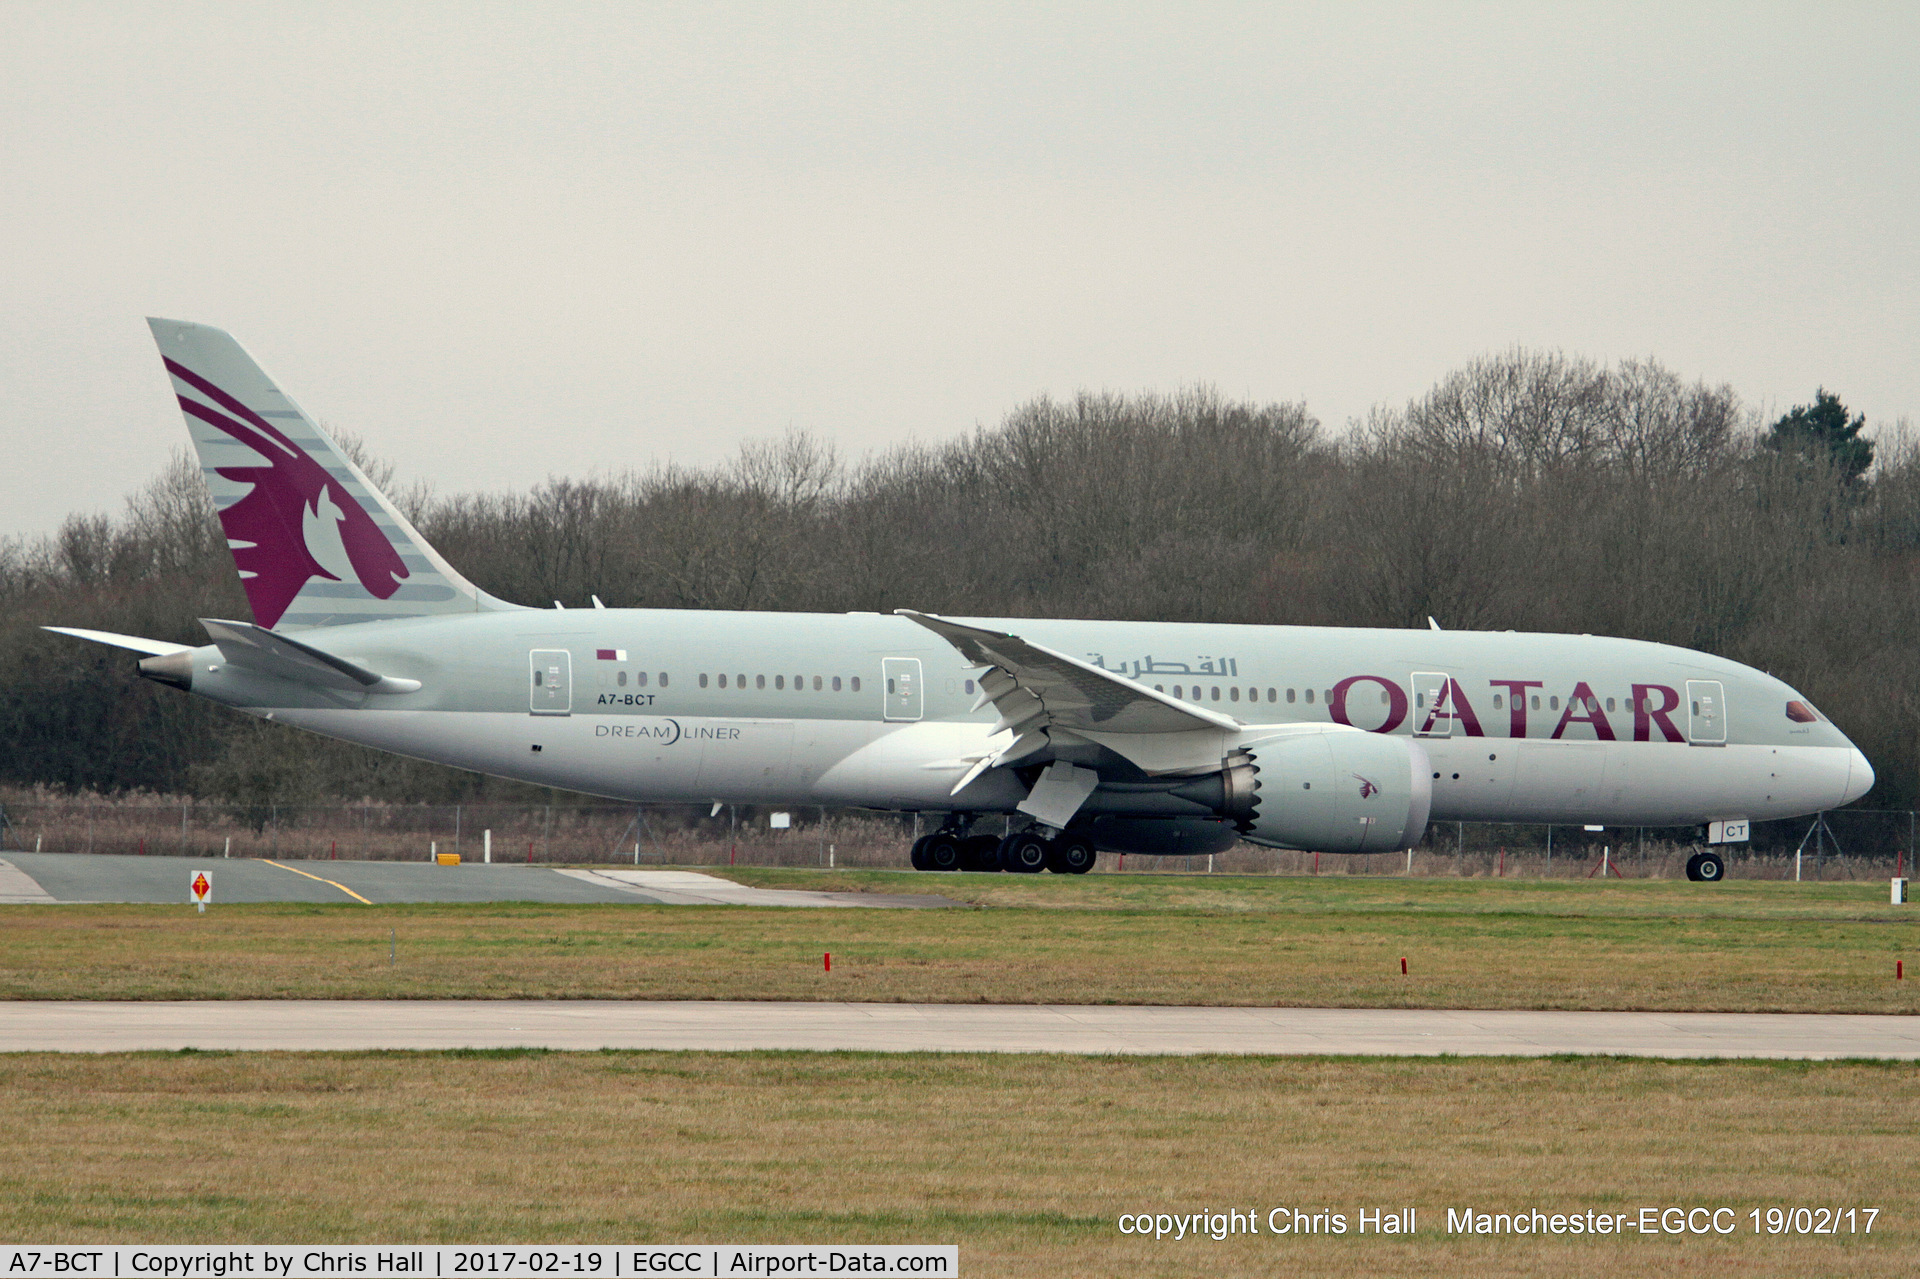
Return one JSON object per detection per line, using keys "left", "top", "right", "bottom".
{"left": 4, "top": 1, "right": 1915, "bottom": 539}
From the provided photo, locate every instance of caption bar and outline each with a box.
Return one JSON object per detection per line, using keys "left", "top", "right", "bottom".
{"left": 0, "top": 1249, "right": 957, "bottom": 1278}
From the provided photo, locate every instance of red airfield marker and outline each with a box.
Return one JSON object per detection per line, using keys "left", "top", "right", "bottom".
{"left": 824, "top": 952, "right": 832, "bottom": 973}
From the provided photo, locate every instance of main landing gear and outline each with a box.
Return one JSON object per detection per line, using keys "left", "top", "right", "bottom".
{"left": 909, "top": 824, "right": 1096, "bottom": 874}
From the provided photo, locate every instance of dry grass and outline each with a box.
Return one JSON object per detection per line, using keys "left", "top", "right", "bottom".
{"left": 0, "top": 875, "right": 1916, "bottom": 1011}
{"left": 0, "top": 1051, "right": 1911, "bottom": 1277}
{"left": 723, "top": 866, "right": 1920, "bottom": 919}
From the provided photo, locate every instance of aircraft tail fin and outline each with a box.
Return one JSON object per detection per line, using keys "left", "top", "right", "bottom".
{"left": 146, "top": 318, "right": 521, "bottom": 629}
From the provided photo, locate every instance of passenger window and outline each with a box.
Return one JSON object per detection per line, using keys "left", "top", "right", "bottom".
{"left": 534, "top": 670, "right": 543, "bottom": 687}
{"left": 832, "top": 676, "right": 842, "bottom": 692}
{"left": 637, "top": 671, "right": 648, "bottom": 688}
{"left": 1267, "top": 688, "right": 1276, "bottom": 702}
{"left": 736, "top": 673, "right": 746, "bottom": 688}
{"left": 1287, "top": 688, "right": 1296, "bottom": 703}
{"left": 888, "top": 678, "right": 897, "bottom": 694}
{"left": 1154, "top": 684, "right": 1165, "bottom": 693}
{"left": 1305, "top": 689, "right": 1314, "bottom": 704}
{"left": 756, "top": 674, "right": 766, "bottom": 689}
{"left": 1210, "top": 687, "right": 1220, "bottom": 701}
{"left": 1492, "top": 694, "right": 1503, "bottom": 710}
{"left": 813, "top": 676, "right": 823, "bottom": 691}
{"left": 1324, "top": 690, "right": 1331, "bottom": 703}
{"left": 717, "top": 674, "right": 727, "bottom": 689}
{"left": 1550, "top": 696, "right": 1559, "bottom": 710}
{"left": 700, "top": 674, "right": 709, "bottom": 689}
{"left": 851, "top": 676, "right": 861, "bottom": 692}
{"left": 1605, "top": 697, "right": 1615, "bottom": 712}
{"left": 965, "top": 680, "right": 975, "bottom": 694}
{"left": 1530, "top": 695, "right": 1539, "bottom": 711}
{"left": 775, "top": 675, "right": 785, "bottom": 690}
{"left": 617, "top": 670, "right": 627, "bottom": 687}
{"left": 1230, "top": 687, "right": 1240, "bottom": 702}
{"left": 659, "top": 673, "right": 668, "bottom": 687}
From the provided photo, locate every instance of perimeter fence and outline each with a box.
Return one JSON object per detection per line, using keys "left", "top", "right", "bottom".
{"left": 0, "top": 795, "right": 1908, "bottom": 881}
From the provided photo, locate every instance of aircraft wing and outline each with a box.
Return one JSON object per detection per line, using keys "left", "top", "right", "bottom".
{"left": 898, "top": 610, "right": 1240, "bottom": 734}
{"left": 896, "top": 610, "right": 1240, "bottom": 791}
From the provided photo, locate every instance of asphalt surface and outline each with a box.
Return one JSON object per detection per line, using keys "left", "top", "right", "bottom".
{"left": 3, "top": 1000, "right": 1916, "bottom": 1058}
{"left": 0, "top": 854, "right": 954, "bottom": 908}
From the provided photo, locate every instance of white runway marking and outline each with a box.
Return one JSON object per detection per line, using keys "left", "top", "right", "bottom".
{"left": 554, "top": 868, "right": 950, "bottom": 907}
{"left": 3, "top": 1001, "right": 1916, "bottom": 1058}
{"left": 0, "top": 859, "right": 56, "bottom": 904}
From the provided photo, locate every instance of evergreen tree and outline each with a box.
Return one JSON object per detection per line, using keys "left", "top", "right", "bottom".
{"left": 1766, "top": 388, "right": 1873, "bottom": 483}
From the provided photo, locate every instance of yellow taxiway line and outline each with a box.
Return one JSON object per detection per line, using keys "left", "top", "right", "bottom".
{"left": 263, "top": 859, "right": 373, "bottom": 905}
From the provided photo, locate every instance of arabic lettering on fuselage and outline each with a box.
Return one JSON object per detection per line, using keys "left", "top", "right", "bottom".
{"left": 1088, "top": 654, "right": 1240, "bottom": 679}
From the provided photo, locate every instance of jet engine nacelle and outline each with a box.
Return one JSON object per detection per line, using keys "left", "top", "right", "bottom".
{"left": 1233, "top": 729, "right": 1433, "bottom": 853}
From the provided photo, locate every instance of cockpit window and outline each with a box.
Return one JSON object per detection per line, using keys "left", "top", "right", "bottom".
{"left": 1785, "top": 700, "right": 1820, "bottom": 724}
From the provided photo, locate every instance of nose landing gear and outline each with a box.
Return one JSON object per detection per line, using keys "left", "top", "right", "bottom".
{"left": 1685, "top": 851, "right": 1726, "bottom": 882}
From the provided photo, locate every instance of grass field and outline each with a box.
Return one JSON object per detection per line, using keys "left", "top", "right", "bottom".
{"left": 0, "top": 1050, "right": 1911, "bottom": 1277}
{"left": 1, "top": 873, "right": 1914, "bottom": 1011}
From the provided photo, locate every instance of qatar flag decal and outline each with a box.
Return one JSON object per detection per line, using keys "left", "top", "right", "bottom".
{"left": 597, "top": 649, "right": 626, "bottom": 661}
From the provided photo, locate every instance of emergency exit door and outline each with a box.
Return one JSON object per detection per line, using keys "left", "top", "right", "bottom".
{"left": 882, "top": 657, "right": 923, "bottom": 721}
{"left": 530, "top": 649, "right": 572, "bottom": 716}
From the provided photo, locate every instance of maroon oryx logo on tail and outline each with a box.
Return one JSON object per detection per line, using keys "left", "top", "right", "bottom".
{"left": 165, "top": 358, "right": 408, "bottom": 628}
{"left": 1353, "top": 774, "right": 1380, "bottom": 799}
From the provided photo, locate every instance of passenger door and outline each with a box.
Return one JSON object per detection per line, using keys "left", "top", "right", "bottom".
{"left": 882, "top": 657, "right": 923, "bottom": 721}
{"left": 1412, "top": 671, "right": 1452, "bottom": 737}
{"left": 530, "top": 649, "right": 572, "bottom": 716}
{"left": 1685, "top": 680, "right": 1725, "bottom": 745}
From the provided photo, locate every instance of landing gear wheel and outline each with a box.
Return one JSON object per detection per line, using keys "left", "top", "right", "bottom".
{"left": 1046, "top": 836, "right": 1098, "bottom": 875}
{"left": 1686, "top": 851, "right": 1725, "bottom": 882}
{"left": 998, "top": 831, "right": 1051, "bottom": 873}
{"left": 960, "top": 835, "right": 1001, "bottom": 872}
{"left": 923, "top": 834, "right": 964, "bottom": 872}
{"left": 909, "top": 836, "right": 932, "bottom": 871}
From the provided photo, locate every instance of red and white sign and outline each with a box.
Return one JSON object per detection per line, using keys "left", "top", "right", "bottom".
{"left": 190, "top": 871, "right": 212, "bottom": 905}
{"left": 595, "top": 649, "right": 626, "bottom": 661}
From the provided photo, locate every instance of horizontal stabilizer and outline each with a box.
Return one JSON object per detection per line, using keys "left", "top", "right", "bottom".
{"left": 43, "top": 627, "right": 192, "bottom": 656}
{"left": 200, "top": 618, "right": 420, "bottom": 694}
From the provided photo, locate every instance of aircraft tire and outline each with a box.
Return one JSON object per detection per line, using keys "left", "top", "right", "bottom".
{"left": 923, "top": 834, "right": 964, "bottom": 872}
{"left": 909, "top": 836, "right": 932, "bottom": 871}
{"left": 1687, "top": 851, "right": 1725, "bottom": 882}
{"left": 960, "top": 835, "right": 1001, "bottom": 872}
{"left": 1046, "top": 836, "right": 1098, "bottom": 875}
{"left": 998, "top": 832, "right": 1051, "bottom": 873}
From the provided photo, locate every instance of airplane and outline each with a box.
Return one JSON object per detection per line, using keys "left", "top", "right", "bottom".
{"left": 48, "top": 320, "right": 1874, "bottom": 882}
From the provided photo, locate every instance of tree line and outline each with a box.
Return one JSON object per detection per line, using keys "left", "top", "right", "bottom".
{"left": 4, "top": 349, "right": 1915, "bottom": 811}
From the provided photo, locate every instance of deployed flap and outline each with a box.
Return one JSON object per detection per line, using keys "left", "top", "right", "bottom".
{"left": 200, "top": 618, "right": 420, "bottom": 694}
{"left": 43, "top": 627, "right": 192, "bottom": 657}
{"left": 1017, "top": 761, "right": 1102, "bottom": 828}
{"left": 897, "top": 610, "right": 1242, "bottom": 735}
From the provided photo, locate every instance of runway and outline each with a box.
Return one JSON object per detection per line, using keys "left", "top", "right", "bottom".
{"left": 0, "top": 854, "right": 954, "bottom": 908}
{"left": 4, "top": 1000, "right": 1916, "bottom": 1058}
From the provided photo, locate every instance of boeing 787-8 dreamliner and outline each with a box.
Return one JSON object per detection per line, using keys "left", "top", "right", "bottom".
{"left": 50, "top": 320, "right": 1873, "bottom": 880}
